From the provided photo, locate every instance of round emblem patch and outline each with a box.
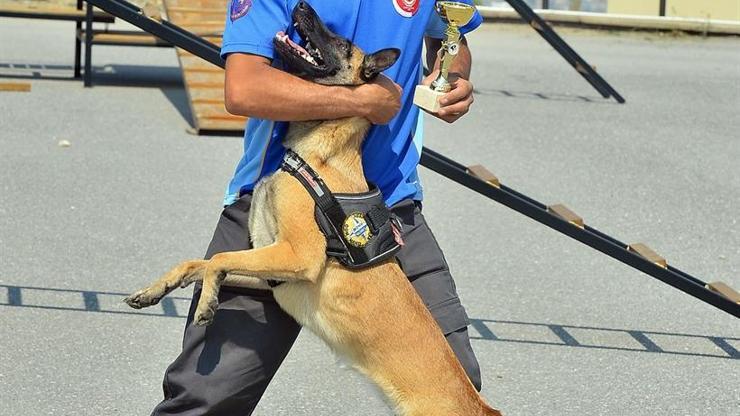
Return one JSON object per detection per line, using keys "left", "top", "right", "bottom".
{"left": 230, "top": 0, "right": 252, "bottom": 22}
{"left": 342, "top": 212, "right": 373, "bottom": 248}
{"left": 393, "top": 0, "right": 420, "bottom": 17}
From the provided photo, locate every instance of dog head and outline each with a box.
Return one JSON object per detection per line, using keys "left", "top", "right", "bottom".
{"left": 273, "top": 1, "right": 400, "bottom": 86}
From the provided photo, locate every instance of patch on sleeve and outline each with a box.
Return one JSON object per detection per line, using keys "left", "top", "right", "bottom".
{"left": 393, "top": 0, "right": 419, "bottom": 17}
{"left": 230, "top": 0, "right": 253, "bottom": 21}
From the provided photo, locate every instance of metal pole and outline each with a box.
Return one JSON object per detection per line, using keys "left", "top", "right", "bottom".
{"left": 83, "top": 2, "right": 94, "bottom": 87}
{"left": 74, "top": 0, "right": 83, "bottom": 78}
{"left": 659, "top": 0, "right": 666, "bottom": 17}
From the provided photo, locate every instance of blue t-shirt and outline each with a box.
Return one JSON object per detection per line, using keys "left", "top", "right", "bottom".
{"left": 221, "top": 0, "right": 482, "bottom": 206}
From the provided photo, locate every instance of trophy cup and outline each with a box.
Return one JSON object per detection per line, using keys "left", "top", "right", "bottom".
{"left": 413, "top": 1, "right": 475, "bottom": 113}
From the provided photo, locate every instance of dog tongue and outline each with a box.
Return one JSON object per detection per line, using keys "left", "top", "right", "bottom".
{"left": 276, "top": 31, "right": 309, "bottom": 55}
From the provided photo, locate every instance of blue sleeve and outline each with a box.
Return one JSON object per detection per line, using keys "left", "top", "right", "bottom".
{"left": 221, "top": 0, "right": 291, "bottom": 60}
{"left": 424, "top": 0, "right": 483, "bottom": 39}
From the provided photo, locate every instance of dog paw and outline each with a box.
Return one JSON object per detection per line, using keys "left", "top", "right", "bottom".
{"left": 124, "top": 289, "right": 162, "bottom": 309}
{"left": 193, "top": 308, "right": 215, "bottom": 326}
{"left": 193, "top": 299, "right": 218, "bottom": 326}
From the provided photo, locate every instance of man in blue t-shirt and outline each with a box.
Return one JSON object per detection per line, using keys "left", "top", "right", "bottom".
{"left": 152, "top": 1, "right": 484, "bottom": 414}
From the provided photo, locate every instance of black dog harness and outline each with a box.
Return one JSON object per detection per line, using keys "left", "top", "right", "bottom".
{"left": 280, "top": 149, "right": 404, "bottom": 270}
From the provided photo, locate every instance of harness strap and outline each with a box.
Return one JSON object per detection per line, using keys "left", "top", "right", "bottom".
{"left": 281, "top": 149, "right": 349, "bottom": 255}
{"left": 280, "top": 149, "right": 403, "bottom": 270}
{"left": 365, "top": 205, "right": 390, "bottom": 235}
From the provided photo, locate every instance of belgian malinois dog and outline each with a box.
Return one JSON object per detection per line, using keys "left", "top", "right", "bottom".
{"left": 125, "top": 2, "right": 501, "bottom": 415}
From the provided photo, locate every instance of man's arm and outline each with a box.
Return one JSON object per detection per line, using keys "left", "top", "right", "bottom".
{"left": 421, "top": 36, "right": 474, "bottom": 123}
{"left": 224, "top": 54, "right": 402, "bottom": 124}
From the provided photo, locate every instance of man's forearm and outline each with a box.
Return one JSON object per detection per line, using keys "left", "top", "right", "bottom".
{"left": 424, "top": 37, "right": 472, "bottom": 80}
{"left": 225, "top": 55, "right": 369, "bottom": 121}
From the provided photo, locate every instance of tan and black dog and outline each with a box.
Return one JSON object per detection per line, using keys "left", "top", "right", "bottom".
{"left": 125, "top": 3, "right": 501, "bottom": 415}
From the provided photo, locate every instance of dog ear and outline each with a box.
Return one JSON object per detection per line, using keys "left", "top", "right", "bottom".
{"left": 362, "top": 48, "right": 401, "bottom": 81}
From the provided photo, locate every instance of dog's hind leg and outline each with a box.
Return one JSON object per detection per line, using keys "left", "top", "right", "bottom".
{"left": 124, "top": 260, "right": 207, "bottom": 309}
{"left": 193, "top": 240, "right": 321, "bottom": 326}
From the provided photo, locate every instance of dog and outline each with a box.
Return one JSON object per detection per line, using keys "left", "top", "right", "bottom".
{"left": 124, "top": 2, "right": 501, "bottom": 415}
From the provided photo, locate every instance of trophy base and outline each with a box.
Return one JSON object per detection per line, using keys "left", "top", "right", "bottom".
{"left": 413, "top": 85, "right": 445, "bottom": 113}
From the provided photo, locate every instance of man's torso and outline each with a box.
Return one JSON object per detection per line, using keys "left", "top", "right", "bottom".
{"left": 220, "top": 0, "right": 481, "bottom": 206}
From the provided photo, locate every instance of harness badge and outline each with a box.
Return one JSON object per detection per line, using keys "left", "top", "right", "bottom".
{"left": 342, "top": 212, "right": 373, "bottom": 248}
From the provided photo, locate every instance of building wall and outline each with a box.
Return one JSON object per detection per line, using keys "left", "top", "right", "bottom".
{"left": 667, "top": 0, "right": 740, "bottom": 21}
{"left": 607, "top": 0, "right": 740, "bottom": 21}
{"left": 607, "top": 0, "right": 660, "bottom": 16}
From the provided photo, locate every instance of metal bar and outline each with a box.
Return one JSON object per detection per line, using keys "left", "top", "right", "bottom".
{"left": 74, "top": 20, "right": 82, "bottom": 78}
{"left": 659, "top": 0, "right": 667, "bottom": 17}
{"left": 419, "top": 148, "right": 739, "bottom": 319}
{"left": 504, "top": 0, "right": 626, "bottom": 103}
{"left": 541, "top": 0, "right": 549, "bottom": 10}
{"left": 79, "top": 0, "right": 737, "bottom": 319}
{"left": 74, "top": 0, "right": 83, "bottom": 78}
{"left": 84, "top": 2, "right": 93, "bottom": 87}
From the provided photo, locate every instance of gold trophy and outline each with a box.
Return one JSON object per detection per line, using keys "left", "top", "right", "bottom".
{"left": 413, "top": 1, "right": 475, "bottom": 113}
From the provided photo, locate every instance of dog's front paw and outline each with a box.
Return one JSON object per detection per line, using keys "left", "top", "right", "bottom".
{"left": 193, "top": 299, "right": 218, "bottom": 326}
{"left": 193, "top": 308, "right": 215, "bottom": 326}
{"left": 124, "top": 288, "right": 162, "bottom": 309}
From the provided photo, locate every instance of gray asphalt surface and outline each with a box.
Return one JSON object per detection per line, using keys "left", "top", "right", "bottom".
{"left": 1, "top": 18, "right": 739, "bottom": 416}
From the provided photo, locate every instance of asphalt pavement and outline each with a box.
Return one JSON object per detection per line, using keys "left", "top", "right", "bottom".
{"left": 1, "top": 18, "right": 738, "bottom": 416}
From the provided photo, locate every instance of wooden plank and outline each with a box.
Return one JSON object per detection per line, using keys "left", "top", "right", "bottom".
{"left": 467, "top": 165, "right": 501, "bottom": 188}
{"left": 187, "top": 82, "right": 224, "bottom": 89}
{"left": 183, "top": 67, "right": 223, "bottom": 74}
{"left": 0, "top": 82, "right": 31, "bottom": 92}
{"left": 198, "top": 118, "right": 246, "bottom": 131}
{"left": 706, "top": 282, "right": 740, "bottom": 304}
{"left": 163, "top": 0, "right": 246, "bottom": 133}
{"left": 84, "top": 32, "right": 170, "bottom": 46}
{"left": 547, "top": 204, "right": 585, "bottom": 229}
{"left": 165, "top": 7, "right": 224, "bottom": 14}
{"left": 192, "top": 98, "right": 226, "bottom": 105}
{"left": 628, "top": 243, "right": 667, "bottom": 269}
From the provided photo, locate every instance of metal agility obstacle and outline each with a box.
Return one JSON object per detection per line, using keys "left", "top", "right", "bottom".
{"left": 81, "top": 0, "right": 739, "bottom": 318}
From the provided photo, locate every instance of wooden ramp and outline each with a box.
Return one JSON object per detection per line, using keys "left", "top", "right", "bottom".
{"left": 163, "top": 0, "right": 246, "bottom": 133}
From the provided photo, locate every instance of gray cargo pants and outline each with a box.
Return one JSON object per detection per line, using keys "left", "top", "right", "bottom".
{"left": 152, "top": 195, "right": 481, "bottom": 415}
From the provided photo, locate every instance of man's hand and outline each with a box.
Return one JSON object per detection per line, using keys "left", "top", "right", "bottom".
{"left": 421, "top": 70, "right": 474, "bottom": 124}
{"left": 353, "top": 74, "right": 403, "bottom": 125}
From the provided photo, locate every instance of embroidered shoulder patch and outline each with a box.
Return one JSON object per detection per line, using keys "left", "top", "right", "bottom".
{"left": 392, "top": 0, "right": 420, "bottom": 18}
{"left": 230, "top": 0, "right": 253, "bottom": 21}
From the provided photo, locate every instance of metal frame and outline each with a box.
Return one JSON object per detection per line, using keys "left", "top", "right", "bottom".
{"left": 421, "top": 149, "right": 739, "bottom": 319}
{"left": 81, "top": 0, "right": 738, "bottom": 319}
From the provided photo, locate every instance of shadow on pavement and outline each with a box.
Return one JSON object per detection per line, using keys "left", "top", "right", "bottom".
{"left": 0, "top": 61, "right": 197, "bottom": 127}
{"left": 0, "top": 62, "right": 183, "bottom": 87}
{"left": 2, "top": 284, "right": 737, "bottom": 360}
{"left": 473, "top": 87, "right": 616, "bottom": 104}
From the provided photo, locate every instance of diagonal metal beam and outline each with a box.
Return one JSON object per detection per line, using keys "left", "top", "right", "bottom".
{"left": 504, "top": 0, "right": 626, "bottom": 103}
{"left": 421, "top": 148, "right": 738, "bottom": 319}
